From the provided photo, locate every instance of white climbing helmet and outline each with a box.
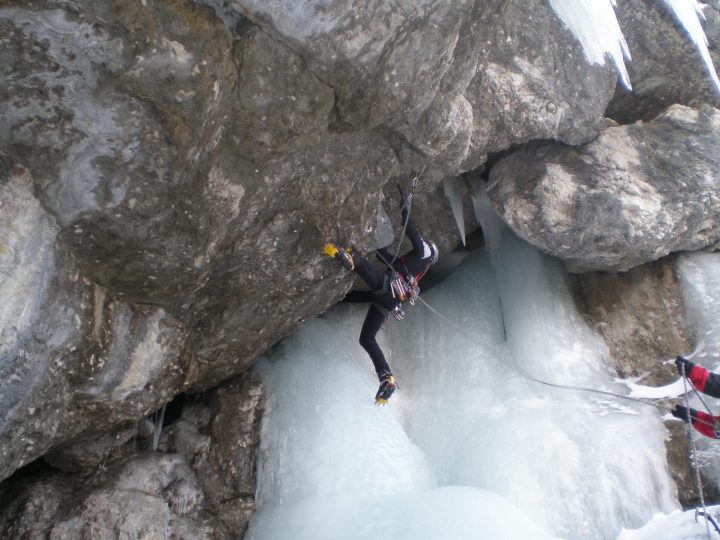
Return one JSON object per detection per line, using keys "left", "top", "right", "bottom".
{"left": 425, "top": 240, "right": 439, "bottom": 264}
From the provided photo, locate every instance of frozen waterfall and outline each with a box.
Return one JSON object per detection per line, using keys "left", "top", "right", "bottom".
{"left": 245, "top": 187, "right": 684, "bottom": 540}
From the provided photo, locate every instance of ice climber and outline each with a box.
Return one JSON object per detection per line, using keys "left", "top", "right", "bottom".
{"left": 324, "top": 186, "right": 439, "bottom": 405}
{"left": 671, "top": 356, "right": 720, "bottom": 439}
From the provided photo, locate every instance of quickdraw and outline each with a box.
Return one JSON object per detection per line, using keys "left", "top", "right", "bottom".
{"left": 406, "top": 275, "right": 420, "bottom": 305}
{"left": 389, "top": 273, "right": 409, "bottom": 301}
{"left": 389, "top": 273, "right": 421, "bottom": 305}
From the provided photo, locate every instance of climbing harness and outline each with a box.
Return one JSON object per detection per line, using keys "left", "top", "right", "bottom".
{"left": 405, "top": 275, "right": 420, "bottom": 306}
{"left": 680, "top": 363, "right": 715, "bottom": 540}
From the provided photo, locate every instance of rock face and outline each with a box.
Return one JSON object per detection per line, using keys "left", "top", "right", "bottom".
{"left": 0, "top": 372, "right": 264, "bottom": 539}
{"left": 489, "top": 105, "right": 720, "bottom": 273}
{"left": 571, "top": 255, "right": 694, "bottom": 382}
{"left": 0, "top": 0, "right": 394, "bottom": 389}
{"left": 0, "top": 162, "right": 191, "bottom": 481}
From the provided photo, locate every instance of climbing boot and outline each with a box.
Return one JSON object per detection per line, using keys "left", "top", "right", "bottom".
{"left": 375, "top": 374, "right": 397, "bottom": 405}
{"left": 323, "top": 243, "right": 355, "bottom": 270}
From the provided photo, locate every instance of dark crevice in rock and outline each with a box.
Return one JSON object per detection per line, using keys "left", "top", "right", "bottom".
{"left": 1, "top": 456, "right": 57, "bottom": 484}
{"left": 0, "top": 153, "right": 13, "bottom": 185}
{"left": 196, "top": 1, "right": 256, "bottom": 40}
{"left": 328, "top": 87, "right": 354, "bottom": 133}
{"left": 154, "top": 391, "right": 188, "bottom": 429}
{"left": 482, "top": 138, "right": 563, "bottom": 183}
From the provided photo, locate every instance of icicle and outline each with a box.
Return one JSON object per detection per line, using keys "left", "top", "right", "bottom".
{"left": 374, "top": 199, "right": 394, "bottom": 249}
{"left": 443, "top": 176, "right": 466, "bottom": 246}
{"left": 469, "top": 178, "right": 502, "bottom": 260}
{"left": 151, "top": 404, "right": 166, "bottom": 451}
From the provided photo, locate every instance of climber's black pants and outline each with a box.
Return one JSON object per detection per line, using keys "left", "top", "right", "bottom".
{"left": 353, "top": 255, "right": 398, "bottom": 380}
{"left": 359, "top": 304, "right": 392, "bottom": 379}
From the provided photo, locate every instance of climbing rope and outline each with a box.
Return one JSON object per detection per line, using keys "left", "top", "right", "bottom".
{"left": 383, "top": 168, "right": 423, "bottom": 268}
{"left": 681, "top": 363, "right": 714, "bottom": 540}
{"left": 690, "top": 378, "right": 717, "bottom": 418}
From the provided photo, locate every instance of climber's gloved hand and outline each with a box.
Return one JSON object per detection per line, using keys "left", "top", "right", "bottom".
{"left": 671, "top": 404, "right": 691, "bottom": 422}
{"left": 675, "top": 356, "right": 695, "bottom": 377}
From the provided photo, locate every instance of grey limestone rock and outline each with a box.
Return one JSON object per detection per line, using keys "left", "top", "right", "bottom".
{"left": 0, "top": 371, "right": 265, "bottom": 539}
{"left": 47, "top": 454, "right": 207, "bottom": 540}
{"left": 489, "top": 105, "right": 720, "bottom": 272}
{"left": 0, "top": 161, "right": 189, "bottom": 481}
{"left": 227, "top": 0, "right": 617, "bottom": 171}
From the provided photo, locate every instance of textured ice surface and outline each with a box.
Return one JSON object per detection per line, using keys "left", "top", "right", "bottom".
{"left": 248, "top": 189, "right": 678, "bottom": 539}
{"left": 618, "top": 505, "right": 720, "bottom": 540}
{"left": 443, "top": 176, "right": 466, "bottom": 246}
